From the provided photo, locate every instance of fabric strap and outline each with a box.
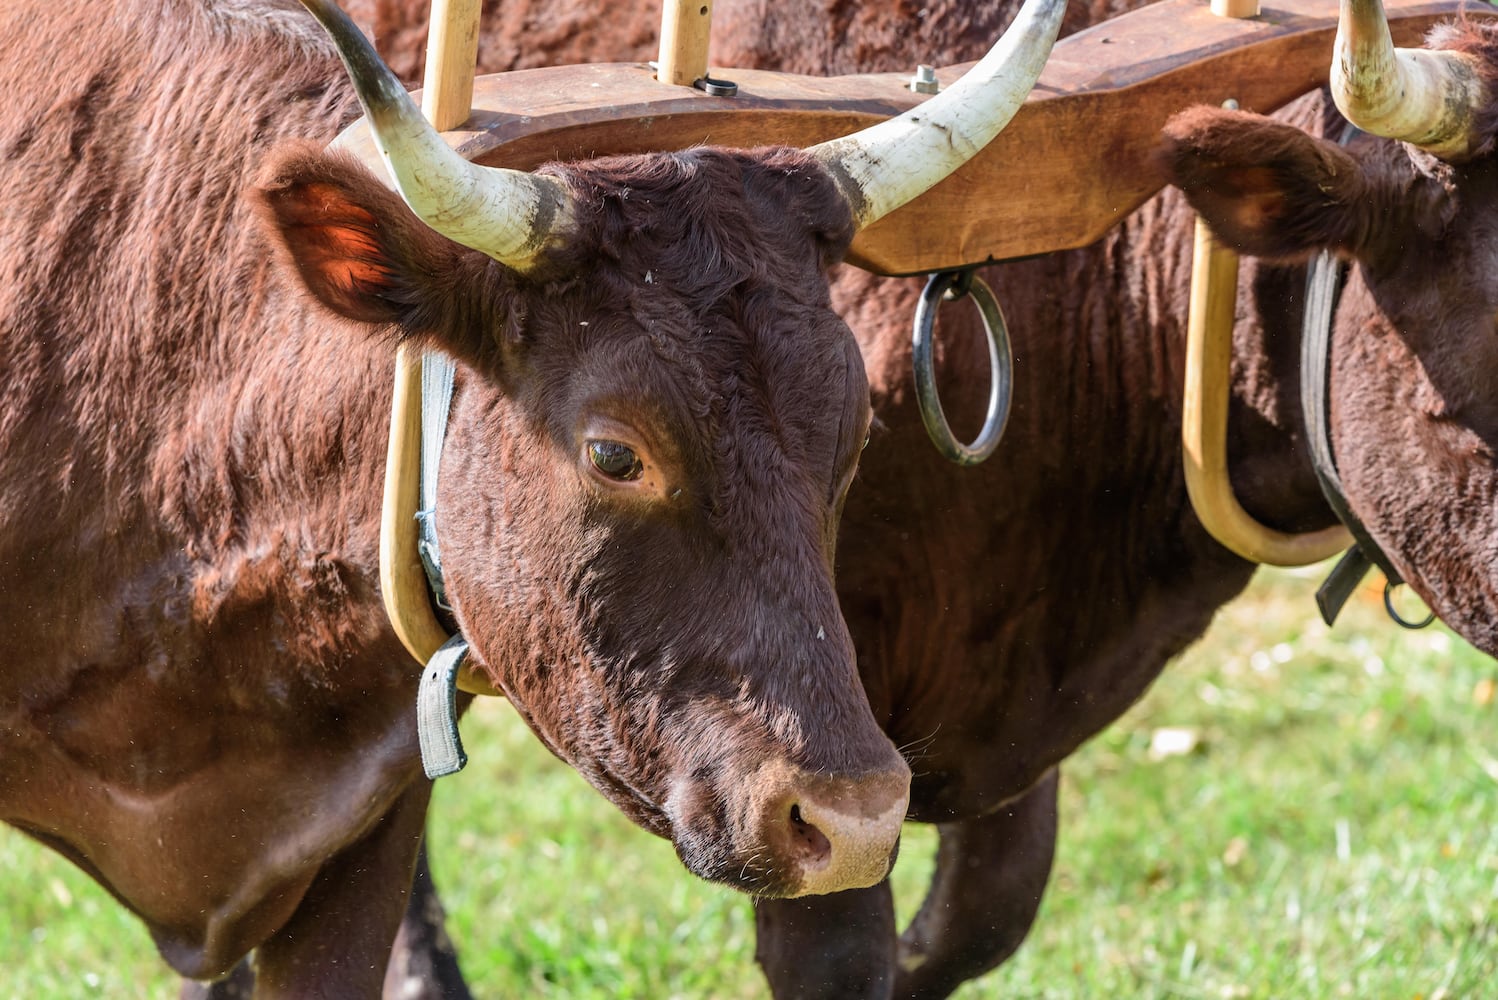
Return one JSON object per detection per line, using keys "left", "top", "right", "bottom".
{"left": 414, "top": 350, "right": 468, "bottom": 778}
{"left": 417, "top": 633, "right": 470, "bottom": 779}
{"left": 416, "top": 350, "right": 457, "bottom": 617}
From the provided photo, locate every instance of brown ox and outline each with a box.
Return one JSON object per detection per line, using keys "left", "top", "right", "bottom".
{"left": 0, "top": 0, "right": 1066, "bottom": 994}
{"left": 375, "top": 2, "right": 1498, "bottom": 999}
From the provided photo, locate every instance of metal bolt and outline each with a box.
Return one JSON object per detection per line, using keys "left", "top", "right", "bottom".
{"left": 909, "top": 65, "right": 939, "bottom": 95}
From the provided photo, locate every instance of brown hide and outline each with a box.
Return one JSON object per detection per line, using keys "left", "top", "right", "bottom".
{"left": 259, "top": 141, "right": 911, "bottom": 892}
{"left": 0, "top": 0, "right": 914, "bottom": 990}
{"left": 683, "top": 0, "right": 1325, "bottom": 821}
{"left": 369, "top": 0, "right": 1285, "bottom": 821}
{"left": 344, "top": 0, "right": 659, "bottom": 83}
{"left": 0, "top": 1, "right": 413, "bottom": 983}
{"left": 351, "top": 0, "right": 1137, "bottom": 86}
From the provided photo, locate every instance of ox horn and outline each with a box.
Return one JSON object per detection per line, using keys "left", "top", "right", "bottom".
{"left": 809, "top": 0, "right": 1066, "bottom": 229}
{"left": 300, "top": 0, "right": 573, "bottom": 271}
{"left": 1331, "top": 0, "right": 1486, "bottom": 160}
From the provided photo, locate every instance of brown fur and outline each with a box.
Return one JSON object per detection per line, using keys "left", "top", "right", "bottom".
{"left": 1161, "top": 17, "right": 1498, "bottom": 654}
{"left": 0, "top": 0, "right": 913, "bottom": 992}
{"left": 283, "top": 5, "right": 1498, "bottom": 999}
{"left": 307, "top": 3, "right": 1498, "bottom": 999}
{"left": 19, "top": 0, "right": 1498, "bottom": 997}
{"left": 348, "top": 0, "right": 1130, "bottom": 88}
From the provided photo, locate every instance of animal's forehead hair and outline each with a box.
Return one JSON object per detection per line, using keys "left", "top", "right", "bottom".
{"left": 577, "top": 296, "right": 853, "bottom": 408}
{"left": 555, "top": 298, "right": 860, "bottom": 475}
{"left": 551, "top": 146, "right": 854, "bottom": 276}
{"left": 199, "top": 0, "right": 335, "bottom": 51}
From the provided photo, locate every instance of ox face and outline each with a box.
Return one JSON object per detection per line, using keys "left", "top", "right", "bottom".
{"left": 259, "top": 143, "right": 910, "bottom": 897}
{"left": 258, "top": 0, "right": 1063, "bottom": 901}
{"left": 1161, "top": 19, "right": 1498, "bottom": 653}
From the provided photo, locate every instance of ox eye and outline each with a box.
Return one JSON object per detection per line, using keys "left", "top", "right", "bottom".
{"left": 587, "top": 440, "right": 644, "bottom": 481}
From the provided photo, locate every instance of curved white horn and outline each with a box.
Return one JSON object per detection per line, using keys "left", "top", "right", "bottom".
{"left": 809, "top": 0, "right": 1066, "bottom": 229}
{"left": 1331, "top": 0, "right": 1485, "bottom": 160}
{"left": 301, "top": 0, "right": 574, "bottom": 271}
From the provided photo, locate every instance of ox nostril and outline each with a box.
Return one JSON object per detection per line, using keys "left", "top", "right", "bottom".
{"left": 788, "top": 803, "right": 832, "bottom": 867}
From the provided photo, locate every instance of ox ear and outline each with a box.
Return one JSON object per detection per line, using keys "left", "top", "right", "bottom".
{"left": 256, "top": 145, "right": 497, "bottom": 354}
{"left": 1159, "top": 107, "right": 1374, "bottom": 261}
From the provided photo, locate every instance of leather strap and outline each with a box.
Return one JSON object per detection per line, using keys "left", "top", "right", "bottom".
{"left": 1296, "top": 122, "right": 1409, "bottom": 626}
{"left": 1301, "top": 246, "right": 1405, "bottom": 625}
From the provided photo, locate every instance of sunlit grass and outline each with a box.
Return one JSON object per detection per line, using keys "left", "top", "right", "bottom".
{"left": 3, "top": 566, "right": 1495, "bottom": 997}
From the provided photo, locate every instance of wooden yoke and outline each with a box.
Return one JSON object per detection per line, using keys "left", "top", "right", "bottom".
{"left": 336, "top": 0, "right": 1483, "bottom": 275}
{"left": 369, "top": 0, "right": 1483, "bottom": 649}
{"left": 1184, "top": 204, "right": 1353, "bottom": 565}
{"left": 1177, "top": 1, "right": 1349, "bottom": 568}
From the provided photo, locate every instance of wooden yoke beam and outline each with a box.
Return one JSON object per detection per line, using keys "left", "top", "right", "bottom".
{"left": 336, "top": 0, "right": 1484, "bottom": 275}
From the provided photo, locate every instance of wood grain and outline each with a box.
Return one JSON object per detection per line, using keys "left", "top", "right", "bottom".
{"left": 336, "top": 0, "right": 1486, "bottom": 274}
{"left": 1181, "top": 222, "right": 1352, "bottom": 565}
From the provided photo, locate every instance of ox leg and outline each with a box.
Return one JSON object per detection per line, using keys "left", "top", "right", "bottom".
{"left": 754, "top": 881, "right": 897, "bottom": 999}
{"left": 382, "top": 839, "right": 472, "bottom": 1000}
{"left": 178, "top": 837, "right": 470, "bottom": 1000}
{"left": 894, "top": 768, "right": 1060, "bottom": 1000}
{"left": 250, "top": 784, "right": 433, "bottom": 999}
{"left": 180, "top": 960, "right": 254, "bottom": 1000}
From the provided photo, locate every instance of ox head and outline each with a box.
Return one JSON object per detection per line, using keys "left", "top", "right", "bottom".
{"left": 1160, "top": 0, "right": 1498, "bottom": 653}
{"left": 256, "top": 0, "right": 1064, "bottom": 896}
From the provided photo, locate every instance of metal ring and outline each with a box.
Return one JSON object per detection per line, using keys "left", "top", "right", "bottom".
{"left": 911, "top": 270, "right": 1013, "bottom": 465}
{"left": 1383, "top": 580, "right": 1436, "bottom": 630}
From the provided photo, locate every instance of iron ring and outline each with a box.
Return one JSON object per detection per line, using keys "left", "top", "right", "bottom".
{"left": 1383, "top": 580, "right": 1436, "bottom": 630}
{"left": 911, "top": 270, "right": 1013, "bottom": 465}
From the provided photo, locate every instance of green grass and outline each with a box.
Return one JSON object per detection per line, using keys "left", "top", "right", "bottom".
{"left": 3, "top": 565, "right": 1495, "bottom": 998}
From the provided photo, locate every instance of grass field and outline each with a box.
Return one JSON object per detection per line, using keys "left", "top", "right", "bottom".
{"left": 3, "top": 565, "right": 1495, "bottom": 998}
